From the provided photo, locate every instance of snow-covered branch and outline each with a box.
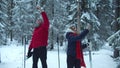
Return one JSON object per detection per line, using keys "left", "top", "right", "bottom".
{"left": 107, "top": 30, "right": 120, "bottom": 46}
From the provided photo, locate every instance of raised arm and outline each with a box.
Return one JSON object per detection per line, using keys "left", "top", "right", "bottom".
{"left": 37, "top": 6, "right": 49, "bottom": 29}
{"left": 41, "top": 12, "right": 49, "bottom": 29}
{"left": 66, "top": 29, "right": 89, "bottom": 41}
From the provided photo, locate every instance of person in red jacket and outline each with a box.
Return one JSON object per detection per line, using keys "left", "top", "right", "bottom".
{"left": 66, "top": 23, "right": 91, "bottom": 68}
{"left": 27, "top": 6, "right": 49, "bottom": 68}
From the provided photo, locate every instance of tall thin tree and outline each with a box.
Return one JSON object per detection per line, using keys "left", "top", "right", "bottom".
{"left": 76, "top": 0, "right": 81, "bottom": 33}
{"left": 8, "top": 0, "right": 14, "bottom": 41}
{"left": 115, "top": 0, "right": 120, "bottom": 31}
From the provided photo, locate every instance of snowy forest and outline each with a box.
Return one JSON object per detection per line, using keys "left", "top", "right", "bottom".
{"left": 0, "top": 0, "right": 120, "bottom": 68}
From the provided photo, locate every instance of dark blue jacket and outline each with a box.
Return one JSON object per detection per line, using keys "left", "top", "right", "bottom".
{"left": 66, "top": 29, "right": 89, "bottom": 57}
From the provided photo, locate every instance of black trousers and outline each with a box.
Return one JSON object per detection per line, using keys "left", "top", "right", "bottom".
{"left": 32, "top": 46, "right": 47, "bottom": 68}
{"left": 67, "top": 55, "right": 81, "bottom": 68}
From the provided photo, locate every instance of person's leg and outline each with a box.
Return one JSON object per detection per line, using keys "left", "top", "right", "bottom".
{"left": 67, "top": 55, "right": 75, "bottom": 68}
{"left": 75, "top": 59, "right": 80, "bottom": 68}
{"left": 32, "top": 49, "right": 39, "bottom": 68}
{"left": 39, "top": 46, "right": 47, "bottom": 68}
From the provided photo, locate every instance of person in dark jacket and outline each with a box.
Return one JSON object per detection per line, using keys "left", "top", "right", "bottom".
{"left": 27, "top": 6, "right": 49, "bottom": 68}
{"left": 66, "top": 24, "right": 91, "bottom": 68}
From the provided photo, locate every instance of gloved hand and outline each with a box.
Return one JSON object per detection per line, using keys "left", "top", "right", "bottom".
{"left": 36, "top": 6, "right": 44, "bottom": 12}
{"left": 86, "top": 23, "right": 92, "bottom": 30}
{"left": 82, "top": 43, "right": 89, "bottom": 49}
{"left": 27, "top": 49, "right": 33, "bottom": 59}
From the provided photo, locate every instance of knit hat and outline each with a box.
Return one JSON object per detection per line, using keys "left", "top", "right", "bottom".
{"left": 65, "top": 24, "right": 77, "bottom": 33}
{"left": 69, "top": 24, "right": 77, "bottom": 31}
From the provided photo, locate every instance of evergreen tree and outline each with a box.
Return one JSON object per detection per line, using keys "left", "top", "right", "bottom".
{"left": 107, "top": 0, "right": 120, "bottom": 59}
{"left": 0, "top": 0, "right": 10, "bottom": 45}
{"left": 96, "top": 0, "right": 113, "bottom": 40}
{"left": 0, "top": 0, "right": 117, "bottom": 52}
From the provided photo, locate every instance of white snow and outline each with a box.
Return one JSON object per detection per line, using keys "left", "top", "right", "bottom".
{"left": 0, "top": 42, "right": 117, "bottom": 68}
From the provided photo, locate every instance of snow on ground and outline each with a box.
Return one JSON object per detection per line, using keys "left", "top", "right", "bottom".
{"left": 0, "top": 43, "right": 117, "bottom": 68}
{"left": 84, "top": 49, "right": 116, "bottom": 68}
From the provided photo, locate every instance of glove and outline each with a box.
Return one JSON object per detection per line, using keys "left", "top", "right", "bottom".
{"left": 27, "top": 49, "right": 33, "bottom": 59}
{"left": 86, "top": 23, "right": 91, "bottom": 30}
{"left": 82, "top": 44, "right": 89, "bottom": 49}
{"left": 36, "top": 6, "right": 44, "bottom": 12}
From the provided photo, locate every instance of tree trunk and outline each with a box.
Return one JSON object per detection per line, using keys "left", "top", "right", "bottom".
{"left": 114, "top": 0, "right": 120, "bottom": 31}
{"left": 112, "top": 0, "right": 120, "bottom": 58}
{"left": 0, "top": 52, "right": 1, "bottom": 63}
{"left": 50, "top": 28, "right": 54, "bottom": 50}
{"left": 49, "top": 0, "right": 55, "bottom": 50}
{"left": 113, "top": 48, "right": 119, "bottom": 58}
{"left": 10, "top": 30, "right": 13, "bottom": 41}
{"left": 22, "top": 36, "right": 24, "bottom": 45}
{"left": 77, "top": 0, "right": 81, "bottom": 33}
{"left": 8, "top": 0, "right": 14, "bottom": 41}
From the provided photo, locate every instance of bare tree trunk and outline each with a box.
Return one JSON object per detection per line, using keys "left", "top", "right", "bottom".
{"left": 112, "top": 0, "right": 120, "bottom": 58}
{"left": 113, "top": 48, "right": 119, "bottom": 58}
{"left": 10, "top": 30, "right": 13, "bottom": 41}
{"left": 114, "top": 0, "right": 120, "bottom": 31}
{"left": 0, "top": 52, "right": 1, "bottom": 63}
{"left": 76, "top": 0, "right": 81, "bottom": 33}
{"left": 51, "top": 28, "right": 54, "bottom": 50}
{"left": 8, "top": 0, "right": 14, "bottom": 41}
{"left": 49, "top": 28, "right": 54, "bottom": 50}
{"left": 49, "top": 0, "right": 55, "bottom": 50}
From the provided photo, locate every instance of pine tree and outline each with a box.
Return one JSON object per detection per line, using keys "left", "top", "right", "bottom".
{"left": 107, "top": 0, "right": 120, "bottom": 59}
{"left": 0, "top": 0, "right": 9, "bottom": 45}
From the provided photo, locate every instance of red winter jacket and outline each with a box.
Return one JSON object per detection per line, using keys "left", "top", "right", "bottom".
{"left": 29, "top": 12, "right": 49, "bottom": 50}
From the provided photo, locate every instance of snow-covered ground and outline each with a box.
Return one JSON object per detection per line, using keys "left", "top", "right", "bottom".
{"left": 0, "top": 43, "right": 117, "bottom": 68}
